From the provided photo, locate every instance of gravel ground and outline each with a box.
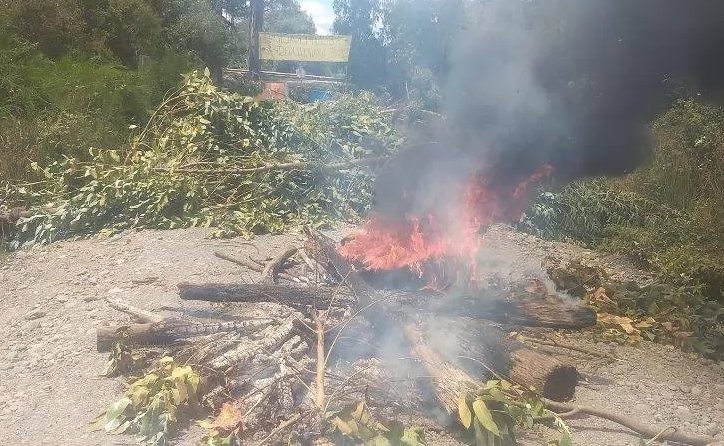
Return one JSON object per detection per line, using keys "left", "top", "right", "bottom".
{"left": 0, "top": 225, "right": 722, "bottom": 445}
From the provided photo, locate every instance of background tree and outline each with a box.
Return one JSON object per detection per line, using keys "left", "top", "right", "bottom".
{"left": 333, "top": 0, "right": 387, "bottom": 89}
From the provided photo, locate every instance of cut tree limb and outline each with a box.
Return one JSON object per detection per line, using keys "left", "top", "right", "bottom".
{"left": 543, "top": 399, "right": 717, "bottom": 446}
{"left": 96, "top": 318, "right": 275, "bottom": 352}
{"left": 417, "top": 317, "right": 578, "bottom": 404}
{"left": 105, "top": 297, "right": 165, "bottom": 324}
{"left": 214, "top": 251, "right": 297, "bottom": 283}
{"left": 261, "top": 246, "right": 298, "bottom": 284}
{"left": 178, "top": 282, "right": 354, "bottom": 310}
{"left": 153, "top": 157, "right": 388, "bottom": 175}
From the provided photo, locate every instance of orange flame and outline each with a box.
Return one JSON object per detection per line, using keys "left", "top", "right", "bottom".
{"left": 339, "top": 165, "right": 552, "bottom": 283}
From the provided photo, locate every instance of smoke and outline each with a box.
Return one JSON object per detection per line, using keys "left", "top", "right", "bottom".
{"left": 374, "top": 0, "right": 724, "bottom": 219}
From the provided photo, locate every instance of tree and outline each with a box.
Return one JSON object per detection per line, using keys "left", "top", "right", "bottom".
{"left": 382, "top": 0, "right": 466, "bottom": 109}
{"left": 333, "top": 0, "right": 387, "bottom": 89}
{"left": 265, "top": 0, "right": 315, "bottom": 34}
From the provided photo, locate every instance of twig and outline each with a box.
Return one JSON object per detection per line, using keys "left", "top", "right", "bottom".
{"left": 261, "top": 246, "right": 298, "bottom": 284}
{"left": 523, "top": 336, "right": 618, "bottom": 360}
{"left": 257, "top": 413, "right": 303, "bottom": 445}
{"left": 543, "top": 399, "right": 716, "bottom": 446}
{"left": 214, "top": 251, "right": 297, "bottom": 282}
{"left": 314, "top": 310, "right": 328, "bottom": 412}
{"left": 105, "top": 297, "right": 164, "bottom": 324}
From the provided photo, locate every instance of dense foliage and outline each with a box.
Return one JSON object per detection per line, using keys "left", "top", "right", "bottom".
{"left": 524, "top": 99, "right": 724, "bottom": 359}
{"left": 2, "top": 71, "right": 399, "bottom": 248}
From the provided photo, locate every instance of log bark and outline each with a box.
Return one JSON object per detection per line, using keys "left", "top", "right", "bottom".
{"left": 96, "top": 319, "right": 274, "bottom": 352}
{"left": 97, "top": 323, "right": 175, "bottom": 352}
{"left": 177, "top": 282, "right": 595, "bottom": 329}
{"left": 443, "top": 318, "right": 578, "bottom": 401}
{"left": 402, "top": 317, "right": 578, "bottom": 411}
{"left": 178, "top": 282, "right": 355, "bottom": 310}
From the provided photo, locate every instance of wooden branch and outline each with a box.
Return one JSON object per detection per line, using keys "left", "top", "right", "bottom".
{"left": 523, "top": 336, "right": 618, "bottom": 360}
{"left": 105, "top": 297, "right": 164, "bottom": 324}
{"left": 96, "top": 319, "right": 274, "bottom": 352}
{"left": 314, "top": 310, "right": 327, "bottom": 411}
{"left": 543, "top": 399, "right": 717, "bottom": 446}
{"left": 303, "top": 226, "right": 376, "bottom": 309}
{"left": 178, "top": 282, "right": 354, "bottom": 310}
{"left": 261, "top": 246, "right": 298, "bottom": 284}
{"left": 214, "top": 251, "right": 297, "bottom": 282}
{"left": 153, "top": 157, "right": 388, "bottom": 175}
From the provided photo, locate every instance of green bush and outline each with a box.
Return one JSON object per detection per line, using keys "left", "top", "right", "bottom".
{"left": 520, "top": 180, "right": 674, "bottom": 244}
{"left": 524, "top": 99, "right": 724, "bottom": 300}
{"left": 523, "top": 99, "right": 724, "bottom": 356}
{"left": 0, "top": 21, "right": 191, "bottom": 181}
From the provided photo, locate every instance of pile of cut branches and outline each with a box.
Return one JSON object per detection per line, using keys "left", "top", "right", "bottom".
{"left": 93, "top": 229, "right": 717, "bottom": 446}
{"left": 0, "top": 70, "right": 400, "bottom": 249}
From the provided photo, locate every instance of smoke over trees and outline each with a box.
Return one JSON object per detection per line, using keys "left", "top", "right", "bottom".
{"left": 359, "top": 0, "right": 724, "bottom": 219}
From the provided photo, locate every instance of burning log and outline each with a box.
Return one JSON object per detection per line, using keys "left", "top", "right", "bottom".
{"left": 177, "top": 282, "right": 594, "bottom": 329}
{"left": 303, "top": 228, "right": 580, "bottom": 407}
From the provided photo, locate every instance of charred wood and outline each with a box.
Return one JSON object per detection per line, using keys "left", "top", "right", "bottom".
{"left": 178, "top": 281, "right": 594, "bottom": 329}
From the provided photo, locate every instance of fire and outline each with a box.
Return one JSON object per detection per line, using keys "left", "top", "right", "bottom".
{"left": 339, "top": 165, "right": 552, "bottom": 284}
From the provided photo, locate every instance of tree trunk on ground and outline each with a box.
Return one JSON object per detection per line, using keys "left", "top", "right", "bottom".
{"left": 435, "top": 317, "right": 579, "bottom": 401}
{"left": 96, "top": 319, "right": 276, "bottom": 352}
{"left": 177, "top": 282, "right": 595, "bottom": 329}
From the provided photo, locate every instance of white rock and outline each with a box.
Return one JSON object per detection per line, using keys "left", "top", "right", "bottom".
{"left": 690, "top": 385, "right": 703, "bottom": 397}
{"left": 107, "top": 287, "right": 124, "bottom": 294}
{"left": 23, "top": 309, "right": 46, "bottom": 320}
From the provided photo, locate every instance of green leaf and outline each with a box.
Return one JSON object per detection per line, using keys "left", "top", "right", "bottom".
{"left": 458, "top": 394, "right": 473, "bottom": 429}
{"left": 104, "top": 397, "right": 131, "bottom": 431}
{"left": 559, "top": 432, "right": 573, "bottom": 446}
{"left": 472, "top": 399, "right": 500, "bottom": 437}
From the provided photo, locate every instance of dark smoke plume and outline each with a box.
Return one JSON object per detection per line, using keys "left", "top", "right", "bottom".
{"left": 375, "top": 0, "right": 724, "bottom": 219}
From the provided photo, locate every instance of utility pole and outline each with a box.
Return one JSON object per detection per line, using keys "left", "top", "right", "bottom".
{"left": 248, "top": 0, "right": 264, "bottom": 80}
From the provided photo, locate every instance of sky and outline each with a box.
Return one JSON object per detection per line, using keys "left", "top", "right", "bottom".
{"left": 300, "top": 0, "right": 335, "bottom": 35}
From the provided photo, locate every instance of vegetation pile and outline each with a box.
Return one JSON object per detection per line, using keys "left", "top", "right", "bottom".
{"left": 1, "top": 70, "right": 399, "bottom": 248}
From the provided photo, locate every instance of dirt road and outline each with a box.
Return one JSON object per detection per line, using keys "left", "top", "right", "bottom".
{"left": 0, "top": 227, "right": 722, "bottom": 445}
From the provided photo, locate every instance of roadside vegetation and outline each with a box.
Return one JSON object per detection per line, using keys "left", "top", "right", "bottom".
{"left": 523, "top": 99, "right": 724, "bottom": 359}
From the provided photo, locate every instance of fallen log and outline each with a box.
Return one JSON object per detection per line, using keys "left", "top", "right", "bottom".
{"left": 178, "top": 282, "right": 595, "bottom": 329}
{"left": 96, "top": 318, "right": 275, "bottom": 352}
{"left": 436, "top": 317, "right": 579, "bottom": 401}
{"left": 178, "top": 282, "right": 355, "bottom": 310}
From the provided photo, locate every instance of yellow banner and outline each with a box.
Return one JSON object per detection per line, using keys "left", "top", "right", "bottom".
{"left": 259, "top": 33, "right": 351, "bottom": 62}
